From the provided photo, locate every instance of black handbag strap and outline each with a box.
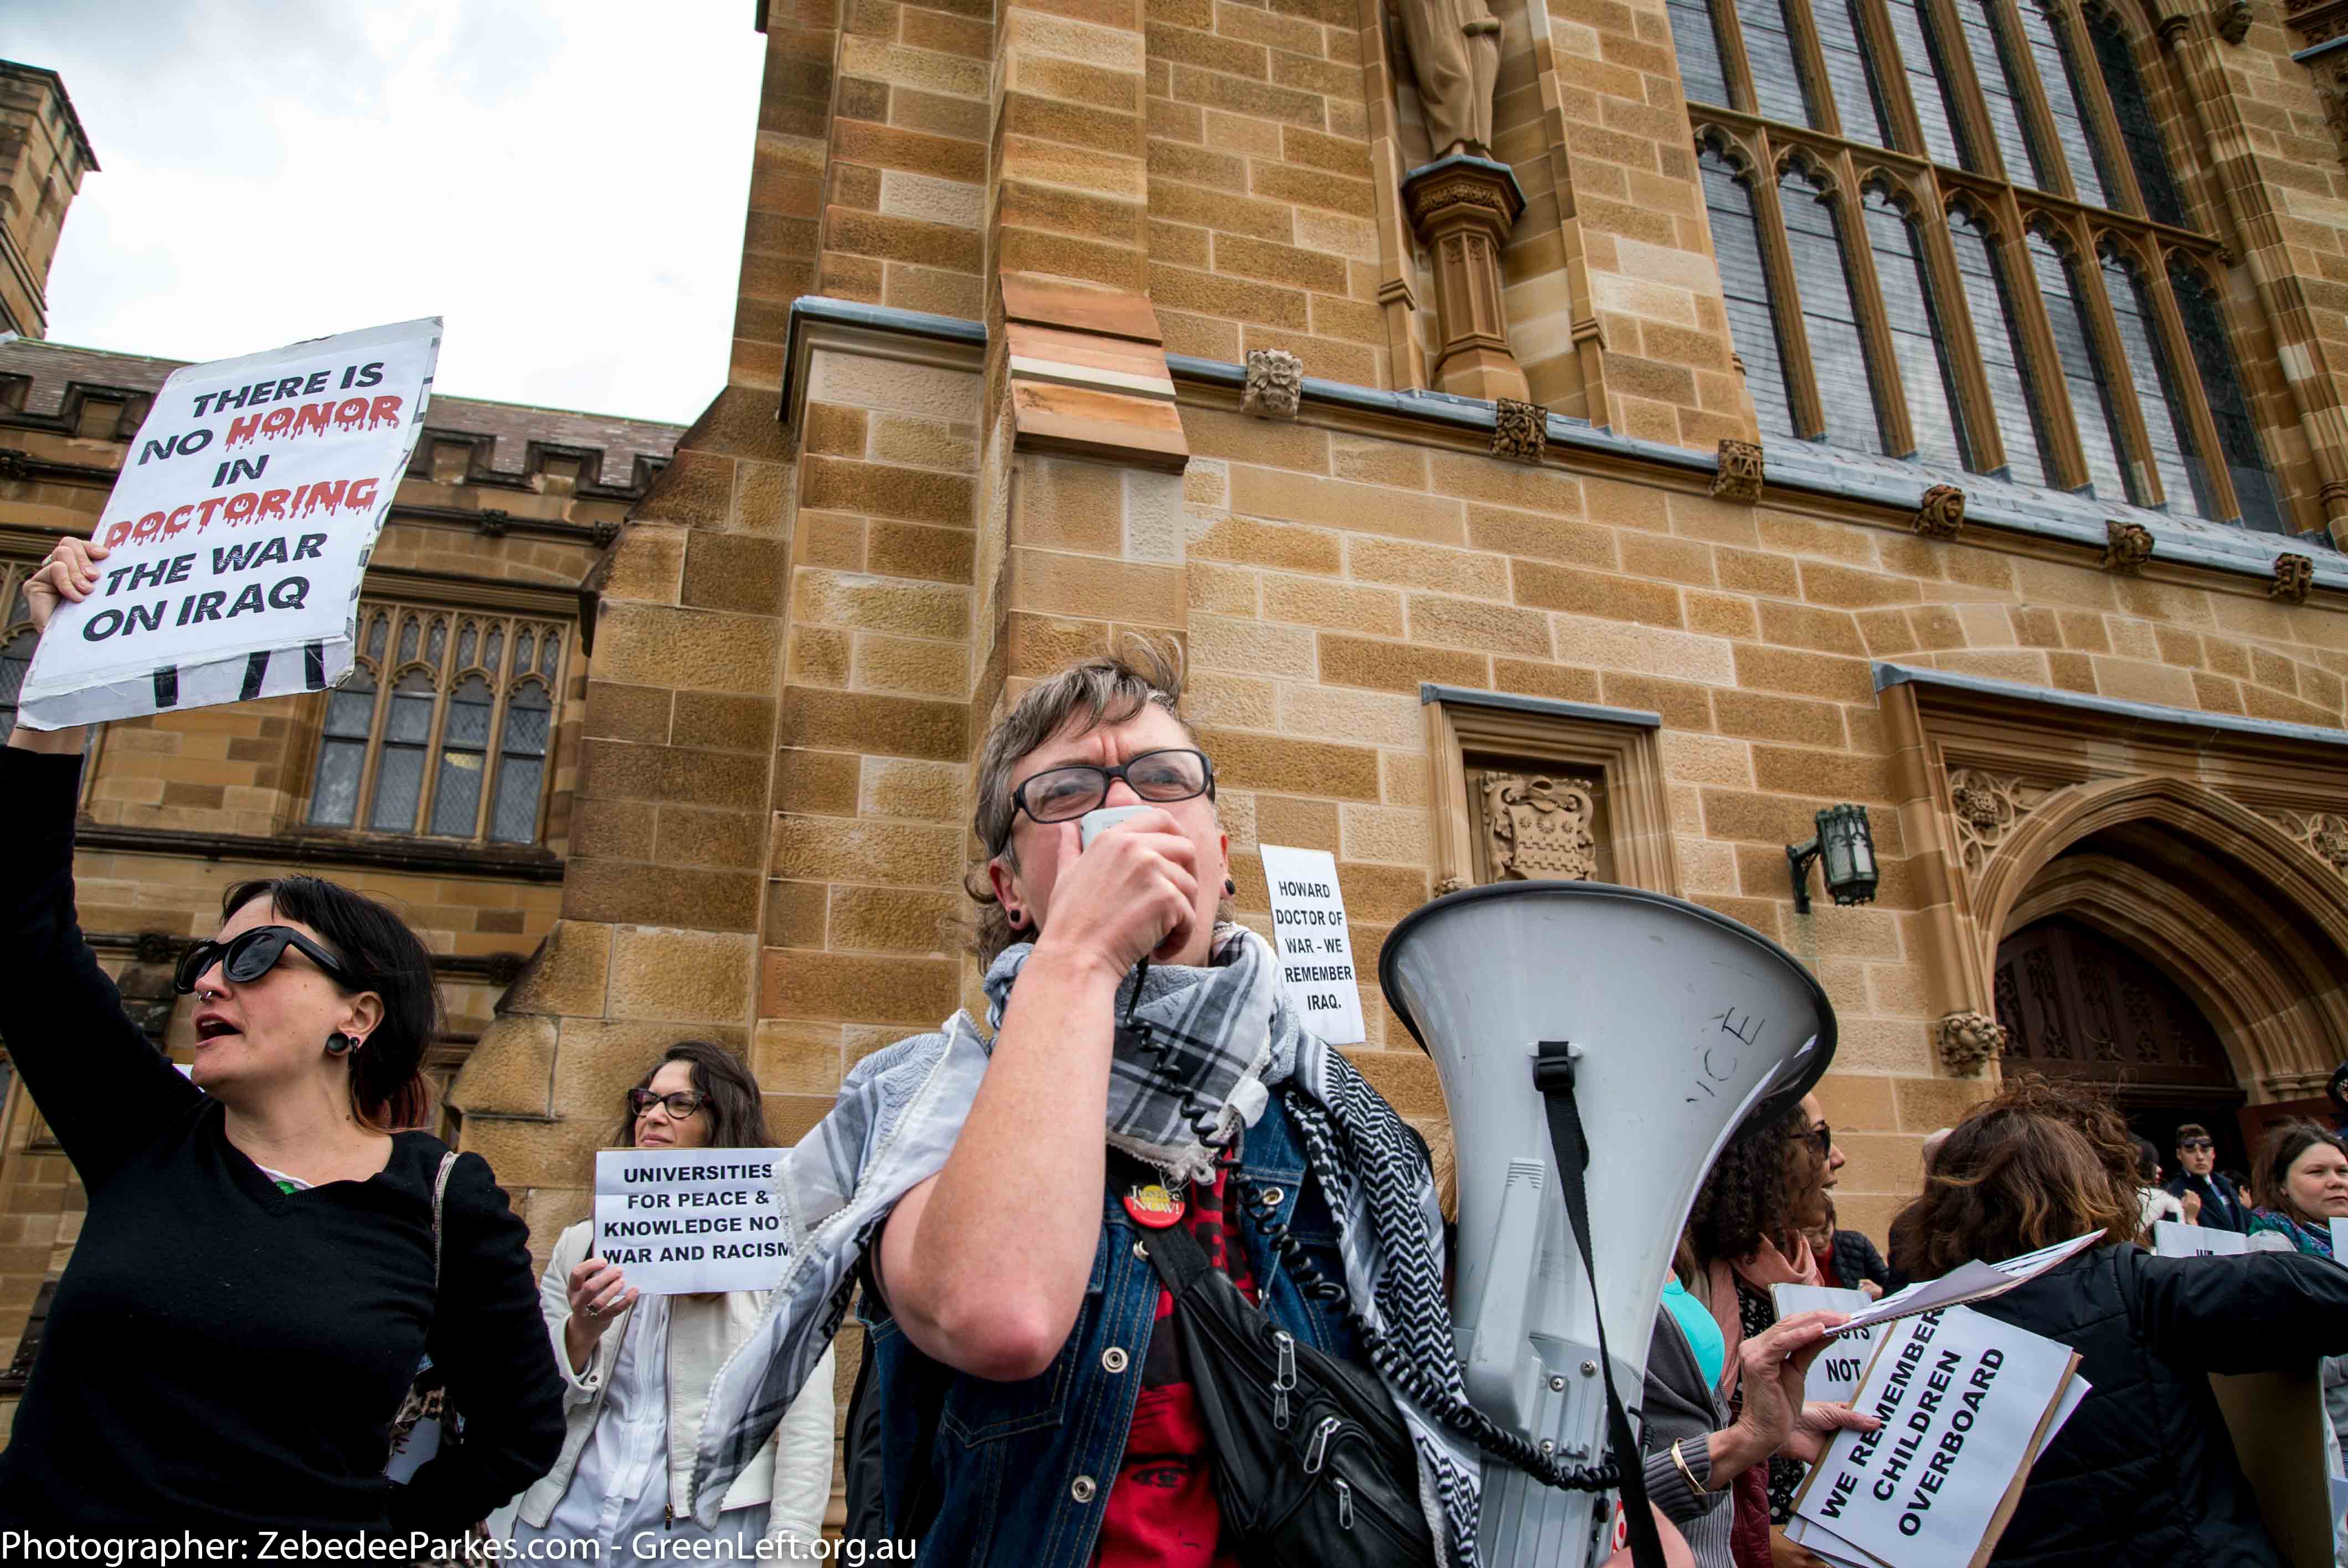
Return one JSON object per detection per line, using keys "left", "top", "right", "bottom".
{"left": 1534, "top": 1040, "right": 1666, "bottom": 1568}
{"left": 1141, "top": 1207, "right": 1219, "bottom": 1298}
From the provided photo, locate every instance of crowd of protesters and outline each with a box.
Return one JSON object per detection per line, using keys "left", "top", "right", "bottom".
{"left": 2, "top": 532, "right": 2347, "bottom": 1567}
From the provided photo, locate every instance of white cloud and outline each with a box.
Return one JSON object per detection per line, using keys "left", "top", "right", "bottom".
{"left": 13, "top": 0, "right": 764, "bottom": 425}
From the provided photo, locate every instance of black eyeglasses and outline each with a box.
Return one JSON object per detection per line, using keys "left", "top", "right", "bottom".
{"left": 1806, "top": 1122, "right": 1834, "bottom": 1159}
{"left": 174, "top": 925, "right": 364, "bottom": 996}
{"left": 1011, "top": 748, "right": 1216, "bottom": 828}
{"left": 630, "top": 1089, "right": 708, "bottom": 1120}
{"left": 2179, "top": 1138, "right": 2215, "bottom": 1152}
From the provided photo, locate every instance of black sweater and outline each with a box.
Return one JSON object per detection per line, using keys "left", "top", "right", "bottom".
{"left": 0, "top": 747, "right": 563, "bottom": 1540}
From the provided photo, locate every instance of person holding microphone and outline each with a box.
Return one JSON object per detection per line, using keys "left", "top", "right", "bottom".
{"left": 0, "top": 536, "right": 562, "bottom": 1543}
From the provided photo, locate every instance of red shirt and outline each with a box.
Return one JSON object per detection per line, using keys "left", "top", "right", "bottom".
{"left": 1091, "top": 1158, "right": 1256, "bottom": 1568}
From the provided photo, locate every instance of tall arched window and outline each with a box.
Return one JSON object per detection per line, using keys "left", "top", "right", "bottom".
{"left": 1702, "top": 146, "right": 1799, "bottom": 441}
{"left": 1780, "top": 163, "right": 1882, "bottom": 451}
{"left": 1680, "top": 0, "right": 2292, "bottom": 526}
{"left": 1947, "top": 208, "right": 2051, "bottom": 488}
{"left": 305, "top": 600, "right": 570, "bottom": 844}
{"left": 1863, "top": 185, "right": 1966, "bottom": 468}
{"left": 0, "top": 569, "right": 33, "bottom": 736}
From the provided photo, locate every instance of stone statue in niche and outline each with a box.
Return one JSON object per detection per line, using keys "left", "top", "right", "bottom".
{"left": 1479, "top": 770, "right": 1598, "bottom": 881}
{"left": 1396, "top": 0, "right": 1503, "bottom": 159}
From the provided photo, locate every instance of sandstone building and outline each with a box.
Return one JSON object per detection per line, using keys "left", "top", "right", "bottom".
{"left": 6, "top": 0, "right": 2348, "bottom": 1514}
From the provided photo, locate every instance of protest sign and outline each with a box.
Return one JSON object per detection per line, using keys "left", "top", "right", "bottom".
{"left": 1829, "top": 1230, "right": 2102, "bottom": 1338}
{"left": 1259, "top": 844, "right": 1365, "bottom": 1044}
{"left": 1793, "top": 1307, "right": 2081, "bottom": 1568}
{"left": 2153, "top": 1220, "right": 2248, "bottom": 1257}
{"left": 17, "top": 319, "right": 440, "bottom": 729}
{"left": 2210, "top": 1365, "right": 2336, "bottom": 1567}
{"left": 2334, "top": 1218, "right": 2347, "bottom": 1260}
{"left": 1775, "top": 1284, "right": 1882, "bottom": 1403}
{"left": 592, "top": 1148, "right": 792, "bottom": 1295}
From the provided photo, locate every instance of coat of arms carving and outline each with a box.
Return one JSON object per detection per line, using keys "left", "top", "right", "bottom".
{"left": 1479, "top": 770, "right": 1598, "bottom": 881}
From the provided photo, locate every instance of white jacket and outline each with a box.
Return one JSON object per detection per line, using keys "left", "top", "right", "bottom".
{"left": 516, "top": 1220, "right": 835, "bottom": 1543}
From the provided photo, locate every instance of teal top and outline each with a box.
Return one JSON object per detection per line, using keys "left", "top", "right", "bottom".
{"left": 1661, "top": 1276, "right": 1725, "bottom": 1394}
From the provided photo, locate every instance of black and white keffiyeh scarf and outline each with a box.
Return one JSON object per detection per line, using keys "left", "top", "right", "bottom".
{"left": 688, "top": 923, "right": 1493, "bottom": 1565}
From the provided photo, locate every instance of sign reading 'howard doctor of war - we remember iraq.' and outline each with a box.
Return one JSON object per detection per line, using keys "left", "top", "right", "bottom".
{"left": 16, "top": 318, "right": 440, "bottom": 730}
{"left": 593, "top": 1149, "right": 794, "bottom": 1296}
{"left": 1258, "top": 844, "right": 1366, "bottom": 1046}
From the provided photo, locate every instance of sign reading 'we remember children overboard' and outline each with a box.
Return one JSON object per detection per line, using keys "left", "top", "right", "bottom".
{"left": 17, "top": 318, "right": 440, "bottom": 730}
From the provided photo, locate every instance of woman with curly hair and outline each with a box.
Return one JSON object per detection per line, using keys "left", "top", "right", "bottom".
{"left": 1892, "top": 1079, "right": 2348, "bottom": 1568}
{"left": 1640, "top": 1097, "right": 1876, "bottom": 1568}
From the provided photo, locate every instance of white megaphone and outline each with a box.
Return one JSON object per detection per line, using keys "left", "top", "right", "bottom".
{"left": 1381, "top": 880, "right": 1835, "bottom": 1566}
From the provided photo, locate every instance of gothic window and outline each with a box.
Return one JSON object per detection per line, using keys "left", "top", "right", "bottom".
{"left": 1681, "top": 0, "right": 2291, "bottom": 525}
{"left": 1949, "top": 208, "right": 2052, "bottom": 486}
{"left": 1701, "top": 148, "right": 1799, "bottom": 441}
{"left": 304, "top": 601, "right": 569, "bottom": 844}
{"left": 0, "top": 567, "right": 33, "bottom": 736}
{"left": 1863, "top": 186, "right": 1968, "bottom": 468}
{"left": 1779, "top": 163, "right": 1883, "bottom": 452}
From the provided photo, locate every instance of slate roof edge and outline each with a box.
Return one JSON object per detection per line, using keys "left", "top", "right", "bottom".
{"left": 777, "top": 298, "right": 2347, "bottom": 596}
{"left": 1872, "top": 661, "right": 2348, "bottom": 749}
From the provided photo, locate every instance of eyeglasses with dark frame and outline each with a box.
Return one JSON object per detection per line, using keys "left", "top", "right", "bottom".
{"left": 1010, "top": 747, "right": 1216, "bottom": 828}
{"left": 2178, "top": 1138, "right": 2216, "bottom": 1152}
{"left": 1805, "top": 1121, "right": 1834, "bottom": 1160}
{"left": 629, "top": 1088, "right": 708, "bottom": 1121}
{"left": 174, "top": 925, "right": 365, "bottom": 996}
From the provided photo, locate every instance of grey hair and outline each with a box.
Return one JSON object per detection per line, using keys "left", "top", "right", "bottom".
{"left": 966, "top": 635, "right": 1201, "bottom": 967}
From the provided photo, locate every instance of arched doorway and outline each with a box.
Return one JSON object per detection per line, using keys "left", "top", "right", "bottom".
{"left": 1993, "top": 914, "right": 2248, "bottom": 1174}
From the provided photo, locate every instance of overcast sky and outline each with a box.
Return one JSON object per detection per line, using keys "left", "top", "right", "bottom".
{"left": 12, "top": 1, "right": 763, "bottom": 426}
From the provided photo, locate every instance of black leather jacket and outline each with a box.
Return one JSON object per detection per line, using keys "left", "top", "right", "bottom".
{"left": 1973, "top": 1242, "right": 2348, "bottom": 1568}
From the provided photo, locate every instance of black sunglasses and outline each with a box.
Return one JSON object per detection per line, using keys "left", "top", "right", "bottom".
{"left": 1805, "top": 1121, "right": 1834, "bottom": 1159}
{"left": 174, "top": 925, "right": 365, "bottom": 996}
{"left": 1010, "top": 747, "right": 1216, "bottom": 828}
{"left": 2179, "top": 1138, "right": 2215, "bottom": 1152}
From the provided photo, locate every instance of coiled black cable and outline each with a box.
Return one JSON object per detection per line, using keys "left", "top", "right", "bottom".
{"left": 1254, "top": 1115, "right": 1620, "bottom": 1494}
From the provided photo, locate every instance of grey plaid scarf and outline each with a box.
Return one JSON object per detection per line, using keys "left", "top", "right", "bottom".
{"left": 688, "top": 923, "right": 1491, "bottom": 1566}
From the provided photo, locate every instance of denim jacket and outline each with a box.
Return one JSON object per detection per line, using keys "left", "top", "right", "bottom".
{"left": 860, "top": 1094, "right": 1362, "bottom": 1567}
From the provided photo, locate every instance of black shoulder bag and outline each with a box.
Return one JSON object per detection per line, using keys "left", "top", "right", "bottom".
{"left": 1144, "top": 1217, "right": 1439, "bottom": 1567}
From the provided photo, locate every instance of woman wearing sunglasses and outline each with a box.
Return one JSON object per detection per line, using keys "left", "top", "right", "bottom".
{"left": 507, "top": 1041, "right": 835, "bottom": 1557}
{"left": 0, "top": 537, "right": 563, "bottom": 1543}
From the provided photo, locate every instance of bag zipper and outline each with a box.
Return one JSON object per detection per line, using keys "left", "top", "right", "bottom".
{"left": 1304, "top": 1415, "right": 1342, "bottom": 1473}
{"left": 1271, "top": 1329, "right": 1297, "bottom": 1431}
{"left": 1335, "top": 1477, "right": 1353, "bottom": 1529}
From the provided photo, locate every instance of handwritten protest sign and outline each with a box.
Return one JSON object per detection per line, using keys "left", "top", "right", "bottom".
{"left": 1259, "top": 844, "right": 1365, "bottom": 1044}
{"left": 2153, "top": 1220, "right": 2248, "bottom": 1257}
{"left": 17, "top": 319, "right": 439, "bottom": 729}
{"left": 593, "top": 1149, "right": 792, "bottom": 1296}
{"left": 1793, "top": 1307, "right": 2082, "bottom": 1568}
{"left": 1775, "top": 1284, "right": 1882, "bottom": 1403}
{"left": 1828, "top": 1230, "right": 2102, "bottom": 1338}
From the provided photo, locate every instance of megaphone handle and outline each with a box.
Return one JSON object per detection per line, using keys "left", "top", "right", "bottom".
{"left": 1533, "top": 1041, "right": 1669, "bottom": 1568}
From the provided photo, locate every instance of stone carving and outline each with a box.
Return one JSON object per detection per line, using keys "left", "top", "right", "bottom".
{"left": 1946, "top": 768, "right": 2045, "bottom": 874}
{"left": 1492, "top": 397, "right": 1547, "bottom": 463}
{"left": 2264, "top": 808, "right": 2348, "bottom": 877}
{"left": 2270, "top": 551, "right": 2315, "bottom": 603}
{"left": 133, "top": 931, "right": 182, "bottom": 965}
{"left": 476, "top": 508, "right": 511, "bottom": 539}
{"left": 2316, "top": 54, "right": 2348, "bottom": 159}
{"left": 1395, "top": 0, "right": 1502, "bottom": 159}
{"left": 1479, "top": 770, "right": 1598, "bottom": 881}
{"left": 1936, "top": 1011, "right": 2008, "bottom": 1077}
{"left": 1713, "top": 439, "right": 1764, "bottom": 504}
{"left": 1914, "top": 484, "right": 1966, "bottom": 539}
{"left": 0, "top": 449, "right": 28, "bottom": 482}
{"left": 1242, "top": 348, "right": 1305, "bottom": 420}
{"left": 2217, "top": 0, "right": 2253, "bottom": 39}
{"left": 1433, "top": 875, "right": 1468, "bottom": 898}
{"left": 1402, "top": 157, "right": 1530, "bottom": 401}
{"left": 590, "top": 518, "right": 622, "bottom": 549}
{"left": 2102, "top": 518, "right": 2155, "bottom": 574}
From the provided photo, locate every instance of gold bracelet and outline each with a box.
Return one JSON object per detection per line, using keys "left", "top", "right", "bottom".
{"left": 1669, "top": 1436, "right": 1707, "bottom": 1495}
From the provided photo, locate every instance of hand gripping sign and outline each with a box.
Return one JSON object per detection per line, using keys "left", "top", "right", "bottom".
{"left": 17, "top": 318, "right": 440, "bottom": 729}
